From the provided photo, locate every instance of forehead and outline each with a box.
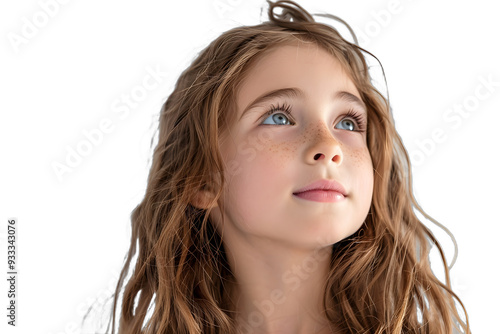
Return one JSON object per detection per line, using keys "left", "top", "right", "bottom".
{"left": 234, "top": 42, "right": 361, "bottom": 112}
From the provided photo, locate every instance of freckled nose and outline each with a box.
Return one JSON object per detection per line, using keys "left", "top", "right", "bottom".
{"left": 305, "top": 126, "right": 343, "bottom": 165}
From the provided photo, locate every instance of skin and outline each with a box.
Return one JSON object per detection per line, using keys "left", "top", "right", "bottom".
{"left": 193, "top": 42, "right": 374, "bottom": 334}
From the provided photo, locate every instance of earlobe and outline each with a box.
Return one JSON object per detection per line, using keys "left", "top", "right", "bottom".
{"left": 190, "top": 189, "right": 218, "bottom": 210}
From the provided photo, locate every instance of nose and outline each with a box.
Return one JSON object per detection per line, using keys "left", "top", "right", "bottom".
{"left": 305, "top": 125, "right": 343, "bottom": 166}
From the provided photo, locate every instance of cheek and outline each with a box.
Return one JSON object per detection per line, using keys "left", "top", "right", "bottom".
{"left": 227, "top": 128, "right": 296, "bottom": 171}
{"left": 350, "top": 146, "right": 374, "bottom": 201}
{"left": 236, "top": 141, "right": 291, "bottom": 183}
{"left": 222, "top": 151, "right": 288, "bottom": 228}
{"left": 350, "top": 145, "right": 373, "bottom": 170}
{"left": 224, "top": 133, "right": 294, "bottom": 197}
{"left": 260, "top": 136, "right": 297, "bottom": 169}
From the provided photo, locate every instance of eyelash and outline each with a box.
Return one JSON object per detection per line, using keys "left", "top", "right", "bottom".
{"left": 262, "top": 103, "right": 366, "bottom": 132}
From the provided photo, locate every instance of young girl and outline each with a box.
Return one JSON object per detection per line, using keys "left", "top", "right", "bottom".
{"left": 103, "top": 1, "right": 470, "bottom": 333}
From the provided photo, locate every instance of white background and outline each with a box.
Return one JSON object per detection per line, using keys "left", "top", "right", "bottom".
{"left": 1, "top": 0, "right": 499, "bottom": 333}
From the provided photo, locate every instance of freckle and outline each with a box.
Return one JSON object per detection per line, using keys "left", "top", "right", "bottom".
{"left": 349, "top": 147, "right": 370, "bottom": 168}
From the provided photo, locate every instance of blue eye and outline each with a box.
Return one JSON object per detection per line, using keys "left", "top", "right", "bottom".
{"left": 260, "top": 104, "right": 366, "bottom": 132}
{"left": 335, "top": 118, "right": 356, "bottom": 131}
{"left": 262, "top": 111, "right": 293, "bottom": 125}
{"left": 335, "top": 109, "right": 366, "bottom": 132}
{"left": 261, "top": 103, "right": 294, "bottom": 125}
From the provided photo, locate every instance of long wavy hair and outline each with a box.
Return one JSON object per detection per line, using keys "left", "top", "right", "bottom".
{"left": 101, "top": 1, "right": 471, "bottom": 333}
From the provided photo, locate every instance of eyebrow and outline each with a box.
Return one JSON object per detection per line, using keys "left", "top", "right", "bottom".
{"left": 239, "top": 87, "right": 367, "bottom": 121}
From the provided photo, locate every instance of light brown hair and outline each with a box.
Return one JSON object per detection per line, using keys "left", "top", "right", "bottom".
{"left": 100, "top": 1, "right": 471, "bottom": 332}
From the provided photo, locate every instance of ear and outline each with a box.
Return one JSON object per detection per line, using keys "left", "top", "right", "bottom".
{"left": 190, "top": 188, "right": 218, "bottom": 210}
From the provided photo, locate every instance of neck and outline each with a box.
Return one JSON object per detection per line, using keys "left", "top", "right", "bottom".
{"left": 222, "top": 243, "right": 336, "bottom": 334}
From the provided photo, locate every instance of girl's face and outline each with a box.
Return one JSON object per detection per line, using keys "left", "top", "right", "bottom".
{"left": 211, "top": 42, "right": 373, "bottom": 249}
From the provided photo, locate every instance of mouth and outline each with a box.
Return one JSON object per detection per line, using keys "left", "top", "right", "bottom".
{"left": 293, "top": 179, "right": 347, "bottom": 202}
{"left": 293, "top": 189, "right": 346, "bottom": 203}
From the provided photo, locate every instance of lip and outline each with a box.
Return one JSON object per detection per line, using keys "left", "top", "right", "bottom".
{"left": 293, "top": 189, "right": 346, "bottom": 203}
{"left": 293, "top": 179, "right": 347, "bottom": 197}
